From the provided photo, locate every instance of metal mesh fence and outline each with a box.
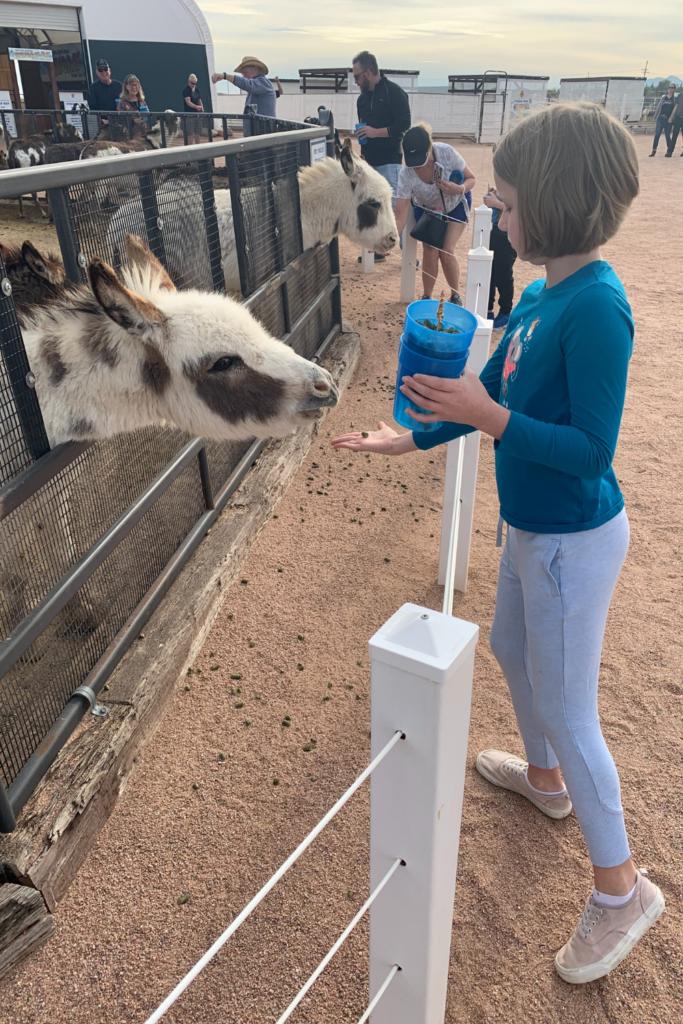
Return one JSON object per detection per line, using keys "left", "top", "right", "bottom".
{"left": 228, "top": 141, "right": 303, "bottom": 296}
{"left": 0, "top": 249, "right": 50, "bottom": 486}
{"left": 288, "top": 246, "right": 335, "bottom": 360}
{"left": 64, "top": 161, "right": 224, "bottom": 294}
{"left": 0, "top": 428, "right": 206, "bottom": 788}
{"left": 0, "top": 122, "right": 341, "bottom": 815}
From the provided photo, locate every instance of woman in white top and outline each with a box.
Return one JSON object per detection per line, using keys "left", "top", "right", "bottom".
{"left": 395, "top": 123, "right": 476, "bottom": 305}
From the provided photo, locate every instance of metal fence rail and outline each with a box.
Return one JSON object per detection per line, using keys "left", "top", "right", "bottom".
{"left": 0, "top": 117, "right": 340, "bottom": 831}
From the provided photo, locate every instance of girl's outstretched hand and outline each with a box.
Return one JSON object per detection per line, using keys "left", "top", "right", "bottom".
{"left": 331, "top": 422, "right": 417, "bottom": 455}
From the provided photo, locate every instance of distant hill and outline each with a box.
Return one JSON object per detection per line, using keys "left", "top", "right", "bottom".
{"left": 647, "top": 75, "right": 682, "bottom": 86}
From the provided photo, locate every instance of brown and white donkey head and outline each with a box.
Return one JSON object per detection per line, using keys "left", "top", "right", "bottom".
{"left": 298, "top": 138, "right": 398, "bottom": 254}
{"left": 23, "top": 235, "right": 338, "bottom": 445}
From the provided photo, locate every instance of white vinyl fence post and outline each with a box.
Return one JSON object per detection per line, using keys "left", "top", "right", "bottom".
{"left": 437, "top": 241, "right": 494, "bottom": 594}
{"left": 451, "top": 317, "right": 493, "bottom": 594}
{"left": 471, "top": 203, "right": 492, "bottom": 250}
{"left": 400, "top": 204, "right": 418, "bottom": 303}
{"left": 369, "top": 604, "right": 479, "bottom": 1024}
{"left": 464, "top": 245, "right": 493, "bottom": 320}
{"left": 362, "top": 247, "right": 375, "bottom": 274}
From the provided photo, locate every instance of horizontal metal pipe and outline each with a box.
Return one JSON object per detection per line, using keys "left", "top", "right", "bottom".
{"left": 0, "top": 778, "right": 15, "bottom": 833}
{"left": 311, "top": 324, "right": 342, "bottom": 365}
{"left": 0, "top": 441, "right": 91, "bottom": 522}
{"left": 0, "top": 126, "right": 327, "bottom": 198}
{"left": 0, "top": 438, "right": 204, "bottom": 678}
{"left": 2, "top": 437, "right": 268, "bottom": 826}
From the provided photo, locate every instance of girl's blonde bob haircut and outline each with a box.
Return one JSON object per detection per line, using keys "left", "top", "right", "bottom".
{"left": 493, "top": 102, "right": 639, "bottom": 258}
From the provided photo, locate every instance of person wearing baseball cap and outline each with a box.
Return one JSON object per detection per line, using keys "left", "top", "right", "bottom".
{"left": 88, "top": 59, "right": 123, "bottom": 113}
{"left": 212, "top": 57, "right": 276, "bottom": 135}
{"left": 394, "top": 122, "right": 476, "bottom": 304}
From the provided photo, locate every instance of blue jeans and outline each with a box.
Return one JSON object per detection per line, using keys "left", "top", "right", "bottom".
{"left": 373, "top": 163, "right": 400, "bottom": 211}
{"left": 489, "top": 511, "right": 631, "bottom": 867}
{"left": 652, "top": 116, "right": 672, "bottom": 153}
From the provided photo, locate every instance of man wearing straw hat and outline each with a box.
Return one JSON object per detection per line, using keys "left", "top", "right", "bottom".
{"left": 212, "top": 57, "right": 276, "bottom": 135}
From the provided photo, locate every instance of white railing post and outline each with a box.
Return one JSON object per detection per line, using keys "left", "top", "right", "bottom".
{"left": 471, "top": 203, "right": 492, "bottom": 250}
{"left": 464, "top": 245, "right": 493, "bottom": 319}
{"left": 369, "top": 604, "right": 479, "bottom": 1024}
{"left": 437, "top": 243, "right": 493, "bottom": 596}
{"left": 361, "top": 247, "right": 375, "bottom": 274}
{"left": 451, "top": 318, "right": 493, "bottom": 594}
{"left": 400, "top": 205, "right": 418, "bottom": 303}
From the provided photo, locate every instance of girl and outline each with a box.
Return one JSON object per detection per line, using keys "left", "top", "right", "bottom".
{"left": 332, "top": 103, "right": 665, "bottom": 984}
{"left": 118, "top": 75, "right": 147, "bottom": 136}
{"left": 395, "top": 123, "right": 476, "bottom": 305}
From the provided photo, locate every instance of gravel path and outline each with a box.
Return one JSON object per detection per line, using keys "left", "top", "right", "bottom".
{"left": 1, "top": 135, "right": 681, "bottom": 1024}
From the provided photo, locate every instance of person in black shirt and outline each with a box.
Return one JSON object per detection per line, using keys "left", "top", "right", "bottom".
{"left": 353, "top": 50, "right": 410, "bottom": 261}
{"left": 650, "top": 83, "right": 676, "bottom": 156}
{"left": 88, "top": 59, "right": 123, "bottom": 114}
{"left": 667, "top": 90, "right": 683, "bottom": 157}
{"left": 183, "top": 74, "right": 204, "bottom": 144}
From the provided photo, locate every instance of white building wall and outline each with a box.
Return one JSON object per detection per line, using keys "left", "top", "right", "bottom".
{"left": 605, "top": 79, "right": 645, "bottom": 122}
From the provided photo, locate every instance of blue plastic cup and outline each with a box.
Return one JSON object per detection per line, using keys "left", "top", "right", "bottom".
{"left": 393, "top": 300, "right": 478, "bottom": 432}
{"left": 355, "top": 122, "right": 368, "bottom": 145}
{"left": 140, "top": 104, "right": 149, "bottom": 112}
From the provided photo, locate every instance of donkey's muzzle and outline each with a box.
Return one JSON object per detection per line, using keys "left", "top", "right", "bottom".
{"left": 297, "top": 381, "right": 339, "bottom": 412}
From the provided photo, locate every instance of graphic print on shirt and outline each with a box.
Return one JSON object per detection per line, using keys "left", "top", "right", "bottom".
{"left": 500, "top": 317, "right": 541, "bottom": 402}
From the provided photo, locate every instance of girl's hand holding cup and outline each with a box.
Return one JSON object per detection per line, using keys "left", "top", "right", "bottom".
{"left": 400, "top": 367, "right": 510, "bottom": 439}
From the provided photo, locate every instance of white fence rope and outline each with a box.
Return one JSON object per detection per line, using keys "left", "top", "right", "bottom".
{"left": 275, "top": 858, "right": 404, "bottom": 1024}
{"left": 143, "top": 730, "right": 405, "bottom": 1024}
{"left": 357, "top": 964, "right": 400, "bottom": 1024}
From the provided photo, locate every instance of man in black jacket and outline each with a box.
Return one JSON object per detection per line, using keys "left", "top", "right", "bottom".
{"left": 353, "top": 51, "right": 410, "bottom": 260}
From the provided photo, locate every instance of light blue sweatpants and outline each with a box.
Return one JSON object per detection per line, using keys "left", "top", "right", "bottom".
{"left": 489, "top": 510, "right": 631, "bottom": 868}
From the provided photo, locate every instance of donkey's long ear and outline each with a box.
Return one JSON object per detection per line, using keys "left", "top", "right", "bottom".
{"left": 124, "top": 234, "right": 176, "bottom": 292}
{"left": 340, "top": 138, "right": 356, "bottom": 178}
{"left": 89, "top": 258, "right": 166, "bottom": 335}
{"left": 22, "top": 241, "right": 66, "bottom": 286}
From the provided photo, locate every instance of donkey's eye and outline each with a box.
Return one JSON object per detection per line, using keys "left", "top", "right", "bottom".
{"left": 209, "top": 356, "right": 239, "bottom": 374}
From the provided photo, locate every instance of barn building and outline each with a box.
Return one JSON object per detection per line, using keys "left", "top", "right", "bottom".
{"left": 0, "top": 0, "right": 216, "bottom": 116}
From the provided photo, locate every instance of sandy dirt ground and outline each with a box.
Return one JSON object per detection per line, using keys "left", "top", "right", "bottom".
{"left": 1, "top": 134, "right": 681, "bottom": 1024}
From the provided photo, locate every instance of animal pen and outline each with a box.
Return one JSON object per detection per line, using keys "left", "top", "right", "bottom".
{"left": 0, "top": 112, "right": 341, "bottom": 835}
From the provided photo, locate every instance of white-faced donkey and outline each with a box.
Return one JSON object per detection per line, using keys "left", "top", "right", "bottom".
{"left": 1, "top": 236, "right": 338, "bottom": 663}
{"left": 106, "top": 138, "right": 399, "bottom": 293}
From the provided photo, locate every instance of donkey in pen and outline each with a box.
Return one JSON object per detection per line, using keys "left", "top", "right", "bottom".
{"left": 6, "top": 122, "right": 83, "bottom": 218}
{"left": 0, "top": 235, "right": 338, "bottom": 693}
{"left": 106, "top": 138, "right": 398, "bottom": 294}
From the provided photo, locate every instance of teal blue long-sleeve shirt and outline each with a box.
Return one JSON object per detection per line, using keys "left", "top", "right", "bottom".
{"left": 413, "top": 261, "right": 634, "bottom": 533}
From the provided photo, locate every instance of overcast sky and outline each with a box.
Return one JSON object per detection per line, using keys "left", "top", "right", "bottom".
{"left": 198, "top": 0, "right": 682, "bottom": 86}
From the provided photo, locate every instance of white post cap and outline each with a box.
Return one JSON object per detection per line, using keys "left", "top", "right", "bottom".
{"left": 368, "top": 603, "right": 479, "bottom": 684}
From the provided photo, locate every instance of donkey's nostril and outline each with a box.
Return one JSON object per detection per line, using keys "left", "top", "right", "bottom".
{"left": 314, "top": 380, "right": 330, "bottom": 393}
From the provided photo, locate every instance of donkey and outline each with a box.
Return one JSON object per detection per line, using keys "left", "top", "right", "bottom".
{"left": 0, "top": 240, "right": 77, "bottom": 320}
{"left": 105, "top": 138, "right": 398, "bottom": 294}
{"left": 21, "top": 235, "right": 338, "bottom": 447}
{"left": 1, "top": 237, "right": 338, "bottom": 661}
{"left": 79, "top": 112, "right": 180, "bottom": 161}
{"left": 7, "top": 122, "right": 83, "bottom": 218}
